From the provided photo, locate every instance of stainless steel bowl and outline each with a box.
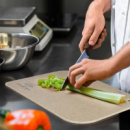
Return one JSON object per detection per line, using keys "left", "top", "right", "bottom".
{"left": 0, "top": 33, "right": 39, "bottom": 70}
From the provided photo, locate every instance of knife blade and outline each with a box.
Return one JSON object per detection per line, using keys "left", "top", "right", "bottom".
{"left": 61, "top": 44, "right": 93, "bottom": 90}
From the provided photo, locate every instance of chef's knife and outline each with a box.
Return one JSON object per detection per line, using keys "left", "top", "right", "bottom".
{"left": 61, "top": 43, "right": 93, "bottom": 90}
{"left": 61, "top": 29, "right": 105, "bottom": 90}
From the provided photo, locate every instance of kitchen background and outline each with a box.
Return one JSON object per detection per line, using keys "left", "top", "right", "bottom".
{"left": 0, "top": 1, "right": 121, "bottom": 130}
{"left": 0, "top": 0, "right": 111, "bottom": 55}
{"left": 0, "top": 0, "right": 112, "bottom": 81}
{"left": 0, "top": 0, "right": 110, "bottom": 18}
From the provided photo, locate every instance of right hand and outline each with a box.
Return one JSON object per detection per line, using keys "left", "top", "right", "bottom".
{"left": 79, "top": 1, "right": 106, "bottom": 53}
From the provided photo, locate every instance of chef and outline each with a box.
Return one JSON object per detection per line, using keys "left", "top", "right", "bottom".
{"left": 68, "top": 0, "right": 130, "bottom": 93}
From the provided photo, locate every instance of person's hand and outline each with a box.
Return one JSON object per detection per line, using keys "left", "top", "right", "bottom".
{"left": 79, "top": 1, "right": 106, "bottom": 53}
{"left": 69, "top": 58, "right": 114, "bottom": 89}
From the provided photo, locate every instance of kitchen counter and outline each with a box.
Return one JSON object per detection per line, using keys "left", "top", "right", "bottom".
{"left": 0, "top": 18, "right": 120, "bottom": 130}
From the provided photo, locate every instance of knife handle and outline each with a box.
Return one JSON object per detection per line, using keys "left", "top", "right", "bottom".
{"left": 84, "top": 26, "right": 106, "bottom": 56}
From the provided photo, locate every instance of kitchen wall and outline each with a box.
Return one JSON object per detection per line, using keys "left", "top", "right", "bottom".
{"left": 63, "top": 0, "right": 110, "bottom": 18}
{"left": 62, "top": 0, "right": 91, "bottom": 17}
{"left": 0, "top": 0, "right": 110, "bottom": 18}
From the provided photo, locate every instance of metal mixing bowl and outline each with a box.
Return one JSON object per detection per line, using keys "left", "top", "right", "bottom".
{"left": 0, "top": 33, "right": 39, "bottom": 70}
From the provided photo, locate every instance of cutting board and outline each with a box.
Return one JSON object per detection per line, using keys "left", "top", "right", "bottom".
{"left": 6, "top": 71, "right": 130, "bottom": 124}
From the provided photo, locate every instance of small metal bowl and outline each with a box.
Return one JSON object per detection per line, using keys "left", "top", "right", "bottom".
{"left": 0, "top": 33, "right": 39, "bottom": 70}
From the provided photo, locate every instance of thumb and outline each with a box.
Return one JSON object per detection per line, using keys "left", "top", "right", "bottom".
{"left": 89, "top": 29, "right": 103, "bottom": 46}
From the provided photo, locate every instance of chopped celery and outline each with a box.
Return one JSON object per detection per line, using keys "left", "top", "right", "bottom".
{"left": 38, "top": 75, "right": 126, "bottom": 104}
{"left": 38, "top": 75, "right": 65, "bottom": 91}
{"left": 66, "top": 84, "right": 126, "bottom": 104}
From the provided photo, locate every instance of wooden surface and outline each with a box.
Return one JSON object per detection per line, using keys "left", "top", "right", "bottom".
{"left": 6, "top": 71, "right": 130, "bottom": 124}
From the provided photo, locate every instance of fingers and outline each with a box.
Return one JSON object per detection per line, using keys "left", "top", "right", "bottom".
{"left": 79, "top": 36, "right": 89, "bottom": 53}
{"left": 79, "top": 28, "right": 106, "bottom": 53}
{"left": 68, "top": 60, "right": 96, "bottom": 89}
{"left": 88, "top": 28, "right": 103, "bottom": 46}
{"left": 69, "top": 63, "right": 82, "bottom": 78}
{"left": 69, "top": 63, "right": 83, "bottom": 86}
{"left": 79, "top": 34, "right": 93, "bottom": 53}
{"left": 74, "top": 74, "right": 89, "bottom": 89}
{"left": 93, "top": 29, "right": 107, "bottom": 49}
{"left": 69, "top": 67, "right": 84, "bottom": 87}
{"left": 79, "top": 25, "right": 95, "bottom": 53}
{"left": 69, "top": 71, "right": 94, "bottom": 89}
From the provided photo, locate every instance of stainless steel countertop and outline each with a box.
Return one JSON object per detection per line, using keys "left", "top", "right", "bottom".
{"left": 0, "top": 18, "right": 119, "bottom": 130}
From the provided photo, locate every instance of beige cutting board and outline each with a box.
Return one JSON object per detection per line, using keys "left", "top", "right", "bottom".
{"left": 6, "top": 71, "right": 130, "bottom": 124}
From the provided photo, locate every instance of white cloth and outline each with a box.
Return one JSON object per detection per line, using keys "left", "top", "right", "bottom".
{"left": 110, "top": 0, "right": 130, "bottom": 93}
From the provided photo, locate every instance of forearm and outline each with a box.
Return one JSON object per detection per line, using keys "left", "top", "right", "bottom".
{"left": 91, "top": 0, "right": 111, "bottom": 14}
{"left": 110, "top": 42, "right": 130, "bottom": 74}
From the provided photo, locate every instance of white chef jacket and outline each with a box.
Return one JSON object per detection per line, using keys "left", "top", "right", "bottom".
{"left": 111, "top": 0, "right": 130, "bottom": 93}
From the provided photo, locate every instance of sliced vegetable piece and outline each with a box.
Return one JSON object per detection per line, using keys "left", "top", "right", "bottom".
{"left": 38, "top": 75, "right": 65, "bottom": 91}
{"left": 66, "top": 84, "right": 126, "bottom": 104}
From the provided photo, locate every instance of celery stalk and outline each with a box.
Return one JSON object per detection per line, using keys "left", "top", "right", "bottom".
{"left": 66, "top": 84, "right": 126, "bottom": 104}
{"left": 38, "top": 75, "right": 126, "bottom": 104}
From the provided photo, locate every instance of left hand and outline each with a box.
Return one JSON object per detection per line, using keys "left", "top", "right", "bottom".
{"left": 69, "top": 58, "right": 114, "bottom": 89}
